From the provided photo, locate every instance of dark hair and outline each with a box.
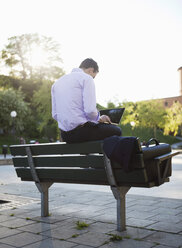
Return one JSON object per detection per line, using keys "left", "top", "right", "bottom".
{"left": 79, "top": 58, "right": 99, "bottom": 73}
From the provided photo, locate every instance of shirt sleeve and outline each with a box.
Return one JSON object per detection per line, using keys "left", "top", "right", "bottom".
{"left": 82, "top": 77, "right": 100, "bottom": 122}
{"left": 51, "top": 85, "right": 57, "bottom": 121}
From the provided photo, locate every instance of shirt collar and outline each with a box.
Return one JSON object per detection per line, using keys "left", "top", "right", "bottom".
{"left": 71, "top": 68, "right": 83, "bottom": 73}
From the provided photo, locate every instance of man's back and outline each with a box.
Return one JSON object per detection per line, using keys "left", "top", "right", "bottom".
{"left": 51, "top": 68, "right": 98, "bottom": 131}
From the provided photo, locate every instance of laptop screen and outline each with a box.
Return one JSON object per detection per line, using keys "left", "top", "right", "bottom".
{"left": 99, "top": 108, "right": 125, "bottom": 124}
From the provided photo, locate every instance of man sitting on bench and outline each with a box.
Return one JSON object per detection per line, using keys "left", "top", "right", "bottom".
{"left": 51, "top": 58, "right": 121, "bottom": 143}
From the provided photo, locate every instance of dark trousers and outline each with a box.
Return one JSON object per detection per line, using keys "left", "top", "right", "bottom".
{"left": 61, "top": 122, "right": 122, "bottom": 143}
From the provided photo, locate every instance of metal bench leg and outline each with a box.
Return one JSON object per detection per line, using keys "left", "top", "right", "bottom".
{"left": 41, "top": 189, "right": 49, "bottom": 217}
{"left": 36, "top": 182, "right": 53, "bottom": 217}
{"left": 25, "top": 147, "right": 53, "bottom": 217}
{"left": 111, "top": 186, "right": 130, "bottom": 231}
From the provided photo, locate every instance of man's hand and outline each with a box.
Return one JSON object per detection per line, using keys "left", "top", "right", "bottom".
{"left": 99, "top": 115, "right": 111, "bottom": 124}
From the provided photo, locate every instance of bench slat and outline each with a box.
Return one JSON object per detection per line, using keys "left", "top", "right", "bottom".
{"left": 13, "top": 155, "right": 105, "bottom": 168}
{"left": 10, "top": 141, "right": 103, "bottom": 156}
{"left": 13, "top": 154, "right": 144, "bottom": 169}
{"left": 15, "top": 168, "right": 148, "bottom": 185}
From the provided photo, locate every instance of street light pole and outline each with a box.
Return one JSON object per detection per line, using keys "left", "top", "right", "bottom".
{"left": 10, "top": 111, "right": 17, "bottom": 144}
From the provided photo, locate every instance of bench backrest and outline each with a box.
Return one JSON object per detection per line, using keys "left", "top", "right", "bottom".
{"left": 10, "top": 140, "right": 171, "bottom": 187}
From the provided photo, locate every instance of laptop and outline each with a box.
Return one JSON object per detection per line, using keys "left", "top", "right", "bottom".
{"left": 99, "top": 108, "right": 125, "bottom": 125}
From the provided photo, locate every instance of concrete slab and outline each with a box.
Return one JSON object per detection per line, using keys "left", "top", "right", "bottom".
{"left": 148, "top": 213, "right": 182, "bottom": 224}
{"left": 86, "top": 221, "right": 116, "bottom": 234}
{"left": 68, "top": 231, "right": 110, "bottom": 247}
{"left": 0, "top": 217, "right": 36, "bottom": 228}
{"left": 24, "top": 238, "right": 76, "bottom": 248}
{"left": 99, "top": 239, "right": 154, "bottom": 248}
{"left": 0, "top": 232, "right": 47, "bottom": 247}
{"left": 32, "top": 215, "right": 72, "bottom": 224}
{"left": 0, "top": 226, "right": 22, "bottom": 239}
{"left": 126, "top": 217, "right": 157, "bottom": 228}
{"left": 153, "top": 246, "right": 173, "bottom": 248}
{"left": 41, "top": 224, "right": 89, "bottom": 240}
{"left": 0, "top": 244, "right": 15, "bottom": 248}
{"left": 109, "top": 226, "right": 156, "bottom": 239}
{"left": 126, "top": 209, "right": 158, "bottom": 219}
{"left": 144, "top": 231, "right": 182, "bottom": 247}
{"left": 17, "top": 222, "right": 58, "bottom": 234}
{"left": 147, "top": 221, "right": 182, "bottom": 233}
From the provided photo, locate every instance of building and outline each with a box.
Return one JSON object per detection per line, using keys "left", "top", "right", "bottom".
{"left": 162, "top": 95, "right": 182, "bottom": 108}
{"left": 159, "top": 67, "right": 182, "bottom": 108}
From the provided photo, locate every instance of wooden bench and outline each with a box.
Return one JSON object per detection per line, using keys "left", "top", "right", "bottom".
{"left": 10, "top": 139, "right": 179, "bottom": 231}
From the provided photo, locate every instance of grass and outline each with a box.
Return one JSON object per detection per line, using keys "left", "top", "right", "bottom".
{"left": 75, "top": 221, "right": 90, "bottom": 230}
{"left": 72, "top": 234, "right": 79, "bottom": 238}
{"left": 124, "top": 235, "right": 131, "bottom": 239}
{"left": 133, "top": 238, "right": 143, "bottom": 241}
{"left": 0, "top": 135, "right": 19, "bottom": 153}
{"left": 107, "top": 233, "right": 123, "bottom": 242}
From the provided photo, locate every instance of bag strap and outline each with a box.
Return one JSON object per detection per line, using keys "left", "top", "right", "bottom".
{"left": 145, "top": 138, "right": 159, "bottom": 147}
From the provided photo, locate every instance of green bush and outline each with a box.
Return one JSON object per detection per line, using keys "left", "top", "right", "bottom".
{"left": 121, "top": 124, "right": 179, "bottom": 145}
{"left": 0, "top": 124, "right": 179, "bottom": 155}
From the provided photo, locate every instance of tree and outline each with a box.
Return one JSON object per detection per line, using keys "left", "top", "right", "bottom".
{"left": 33, "top": 80, "right": 58, "bottom": 140}
{"left": 164, "top": 102, "right": 182, "bottom": 136}
{"left": 120, "top": 101, "right": 139, "bottom": 126}
{"left": 96, "top": 103, "right": 106, "bottom": 111}
{"left": 1, "top": 33, "right": 64, "bottom": 81}
{"left": 107, "top": 101, "right": 116, "bottom": 109}
{"left": 0, "top": 75, "right": 21, "bottom": 90}
{"left": 136, "top": 100, "right": 166, "bottom": 138}
{"left": 0, "top": 75, "right": 39, "bottom": 103}
{"left": 0, "top": 88, "right": 30, "bottom": 134}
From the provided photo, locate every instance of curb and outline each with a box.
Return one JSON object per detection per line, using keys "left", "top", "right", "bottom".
{"left": 0, "top": 159, "right": 13, "bottom": 165}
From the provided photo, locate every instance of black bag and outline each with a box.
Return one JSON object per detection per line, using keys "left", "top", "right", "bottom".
{"left": 142, "top": 138, "right": 171, "bottom": 160}
{"left": 103, "top": 136, "right": 171, "bottom": 173}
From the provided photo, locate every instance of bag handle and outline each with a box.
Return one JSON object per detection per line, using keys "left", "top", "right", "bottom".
{"left": 145, "top": 138, "right": 159, "bottom": 147}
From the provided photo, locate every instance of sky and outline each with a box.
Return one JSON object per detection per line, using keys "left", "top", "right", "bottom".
{"left": 0, "top": 0, "right": 182, "bottom": 106}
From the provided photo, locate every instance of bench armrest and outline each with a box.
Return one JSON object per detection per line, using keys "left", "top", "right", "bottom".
{"left": 154, "top": 151, "right": 180, "bottom": 162}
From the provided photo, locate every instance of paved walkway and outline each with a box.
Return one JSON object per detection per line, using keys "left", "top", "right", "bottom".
{"left": 0, "top": 154, "right": 182, "bottom": 247}
{"left": 0, "top": 182, "right": 182, "bottom": 247}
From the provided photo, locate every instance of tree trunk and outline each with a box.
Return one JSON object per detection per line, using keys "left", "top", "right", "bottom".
{"left": 153, "top": 126, "right": 157, "bottom": 138}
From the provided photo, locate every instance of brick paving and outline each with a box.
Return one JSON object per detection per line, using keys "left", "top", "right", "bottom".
{"left": 0, "top": 183, "right": 181, "bottom": 247}
{"left": 0, "top": 154, "right": 182, "bottom": 247}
